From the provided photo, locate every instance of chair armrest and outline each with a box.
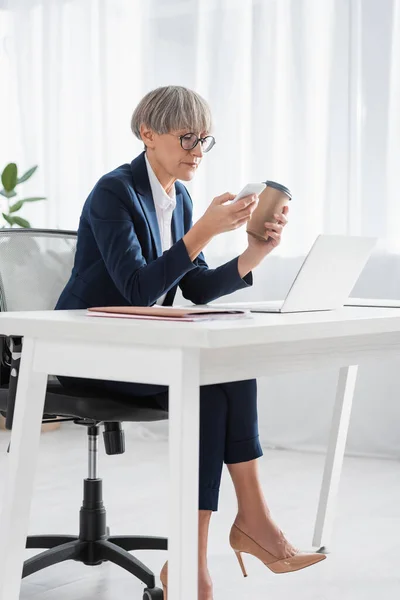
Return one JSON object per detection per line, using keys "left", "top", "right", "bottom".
{"left": 5, "top": 336, "right": 22, "bottom": 430}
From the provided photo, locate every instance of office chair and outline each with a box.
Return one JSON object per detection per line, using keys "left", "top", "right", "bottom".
{"left": 0, "top": 229, "right": 168, "bottom": 599}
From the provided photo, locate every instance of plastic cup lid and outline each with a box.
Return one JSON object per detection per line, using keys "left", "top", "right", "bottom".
{"left": 264, "top": 180, "right": 292, "bottom": 199}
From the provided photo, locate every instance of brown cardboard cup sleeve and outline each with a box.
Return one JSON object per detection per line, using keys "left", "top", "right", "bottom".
{"left": 246, "top": 181, "right": 292, "bottom": 241}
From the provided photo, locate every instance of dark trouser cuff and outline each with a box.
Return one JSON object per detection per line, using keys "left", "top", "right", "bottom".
{"left": 224, "top": 435, "right": 263, "bottom": 465}
{"left": 199, "top": 487, "right": 220, "bottom": 512}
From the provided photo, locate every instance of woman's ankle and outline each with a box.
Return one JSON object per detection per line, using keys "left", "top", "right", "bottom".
{"left": 235, "top": 507, "right": 270, "bottom": 527}
{"left": 197, "top": 565, "right": 213, "bottom": 595}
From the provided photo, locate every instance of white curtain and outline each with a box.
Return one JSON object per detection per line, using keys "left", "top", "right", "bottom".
{"left": 1, "top": 0, "right": 400, "bottom": 457}
{"left": 2, "top": 0, "right": 398, "bottom": 256}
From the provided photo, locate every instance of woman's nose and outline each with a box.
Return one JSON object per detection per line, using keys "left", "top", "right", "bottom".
{"left": 191, "top": 142, "right": 204, "bottom": 158}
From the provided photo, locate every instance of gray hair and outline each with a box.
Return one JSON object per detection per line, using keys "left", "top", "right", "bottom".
{"left": 131, "top": 86, "right": 212, "bottom": 140}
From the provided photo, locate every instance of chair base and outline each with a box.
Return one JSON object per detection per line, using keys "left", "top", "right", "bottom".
{"left": 23, "top": 478, "right": 168, "bottom": 590}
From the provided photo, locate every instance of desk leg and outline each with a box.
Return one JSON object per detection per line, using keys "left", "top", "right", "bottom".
{"left": 312, "top": 365, "right": 359, "bottom": 551}
{"left": 0, "top": 338, "right": 48, "bottom": 600}
{"left": 168, "top": 349, "right": 200, "bottom": 600}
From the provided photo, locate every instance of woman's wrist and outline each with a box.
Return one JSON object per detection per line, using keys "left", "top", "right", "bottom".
{"left": 182, "top": 219, "right": 215, "bottom": 261}
{"left": 237, "top": 248, "right": 261, "bottom": 278}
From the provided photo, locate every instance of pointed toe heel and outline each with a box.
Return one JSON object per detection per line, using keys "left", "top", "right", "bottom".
{"left": 230, "top": 523, "right": 326, "bottom": 576}
{"left": 160, "top": 562, "right": 168, "bottom": 599}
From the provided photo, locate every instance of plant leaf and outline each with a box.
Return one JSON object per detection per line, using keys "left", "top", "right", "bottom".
{"left": 9, "top": 200, "right": 23, "bottom": 213}
{"left": 1, "top": 163, "right": 18, "bottom": 192}
{"left": 0, "top": 189, "right": 17, "bottom": 199}
{"left": 16, "top": 165, "right": 37, "bottom": 184}
{"left": 2, "top": 213, "right": 16, "bottom": 227}
{"left": 11, "top": 215, "right": 31, "bottom": 228}
{"left": 18, "top": 196, "right": 46, "bottom": 203}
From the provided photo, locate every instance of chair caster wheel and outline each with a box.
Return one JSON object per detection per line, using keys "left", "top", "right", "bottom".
{"left": 143, "top": 588, "right": 164, "bottom": 599}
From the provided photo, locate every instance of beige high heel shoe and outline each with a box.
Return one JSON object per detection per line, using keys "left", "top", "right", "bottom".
{"left": 160, "top": 561, "right": 214, "bottom": 599}
{"left": 160, "top": 561, "right": 168, "bottom": 599}
{"left": 230, "top": 523, "right": 326, "bottom": 576}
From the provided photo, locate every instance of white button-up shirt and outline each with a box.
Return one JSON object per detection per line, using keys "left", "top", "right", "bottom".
{"left": 145, "top": 154, "right": 177, "bottom": 305}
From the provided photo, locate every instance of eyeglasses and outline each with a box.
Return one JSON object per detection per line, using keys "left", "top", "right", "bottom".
{"left": 171, "top": 132, "right": 216, "bottom": 153}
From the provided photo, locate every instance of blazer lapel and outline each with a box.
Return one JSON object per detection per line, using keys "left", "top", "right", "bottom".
{"left": 130, "top": 153, "right": 162, "bottom": 258}
{"left": 172, "top": 189, "right": 184, "bottom": 243}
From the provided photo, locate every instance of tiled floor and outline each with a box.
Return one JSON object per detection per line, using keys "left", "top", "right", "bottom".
{"left": 0, "top": 424, "right": 399, "bottom": 599}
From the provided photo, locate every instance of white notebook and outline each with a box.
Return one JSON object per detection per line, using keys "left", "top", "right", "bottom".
{"left": 345, "top": 298, "right": 400, "bottom": 308}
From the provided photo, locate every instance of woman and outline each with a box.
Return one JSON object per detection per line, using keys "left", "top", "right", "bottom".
{"left": 56, "top": 85, "right": 325, "bottom": 599}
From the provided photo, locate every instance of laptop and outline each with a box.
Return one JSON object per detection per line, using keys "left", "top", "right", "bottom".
{"left": 212, "top": 234, "right": 377, "bottom": 313}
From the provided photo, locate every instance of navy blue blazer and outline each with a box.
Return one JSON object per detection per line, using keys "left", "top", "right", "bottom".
{"left": 55, "top": 152, "right": 252, "bottom": 311}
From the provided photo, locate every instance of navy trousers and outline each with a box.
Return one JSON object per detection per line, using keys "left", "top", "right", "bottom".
{"left": 58, "top": 376, "right": 263, "bottom": 511}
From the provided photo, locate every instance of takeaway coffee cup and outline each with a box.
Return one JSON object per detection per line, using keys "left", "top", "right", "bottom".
{"left": 246, "top": 181, "right": 292, "bottom": 242}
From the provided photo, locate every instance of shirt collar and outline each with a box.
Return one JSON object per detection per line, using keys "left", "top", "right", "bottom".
{"left": 145, "top": 153, "right": 176, "bottom": 211}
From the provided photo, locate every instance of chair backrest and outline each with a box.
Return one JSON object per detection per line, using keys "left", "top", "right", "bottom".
{"left": 0, "top": 228, "right": 77, "bottom": 313}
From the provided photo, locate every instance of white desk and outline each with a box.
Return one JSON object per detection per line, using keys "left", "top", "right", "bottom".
{"left": 1, "top": 307, "right": 400, "bottom": 600}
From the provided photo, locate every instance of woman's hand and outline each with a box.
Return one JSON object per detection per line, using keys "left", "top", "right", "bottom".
{"left": 199, "top": 192, "right": 259, "bottom": 237}
{"left": 238, "top": 206, "right": 289, "bottom": 277}
{"left": 183, "top": 192, "right": 259, "bottom": 261}
{"left": 248, "top": 205, "right": 289, "bottom": 256}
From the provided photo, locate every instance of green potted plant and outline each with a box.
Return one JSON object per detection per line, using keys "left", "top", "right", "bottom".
{"left": 0, "top": 163, "right": 46, "bottom": 228}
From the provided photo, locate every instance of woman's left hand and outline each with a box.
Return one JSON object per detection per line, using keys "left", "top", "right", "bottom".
{"left": 237, "top": 206, "right": 289, "bottom": 278}
{"left": 246, "top": 205, "right": 289, "bottom": 260}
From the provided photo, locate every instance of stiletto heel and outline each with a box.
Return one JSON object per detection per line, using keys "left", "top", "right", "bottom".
{"left": 234, "top": 550, "right": 248, "bottom": 577}
{"left": 162, "top": 585, "right": 167, "bottom": 600}
{"left": 230, "top": 523, "right": 326, "bottom": 575}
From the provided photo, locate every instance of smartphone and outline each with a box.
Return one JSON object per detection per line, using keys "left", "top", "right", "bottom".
{"left": 232, "top": 182, "right": 266, "bottom": 203}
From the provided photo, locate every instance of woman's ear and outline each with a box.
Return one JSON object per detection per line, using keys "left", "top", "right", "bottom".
{"left": 140, "top": 124, "right": 156, "bottom": 149}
